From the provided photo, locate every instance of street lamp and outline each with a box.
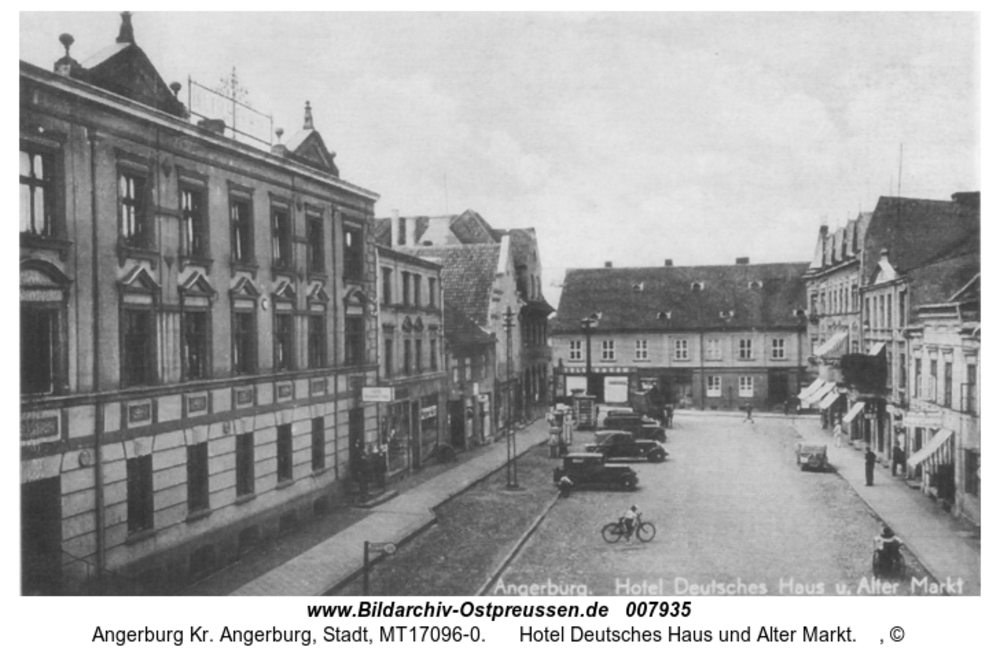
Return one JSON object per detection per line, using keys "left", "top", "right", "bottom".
{"left": 580, "top": 313, "right": 600, "bottom": 397}
{"left": 503, "top": 306, "right": 519, "bottom": 489}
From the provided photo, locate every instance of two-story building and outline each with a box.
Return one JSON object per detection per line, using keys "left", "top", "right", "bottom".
{"left": 20, "top": 15, "right": 380, "bottom": 594}
{"left": 375, "top": 246, "right": 446, "bottom": 475}
{"left": 551, "top": 259, "right": 809, "bottom": 411}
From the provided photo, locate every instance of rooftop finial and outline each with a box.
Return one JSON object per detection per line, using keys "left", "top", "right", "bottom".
{"left": 117, "top": 11, "right": 135, "bottom": 45}
{"left": 303, "top": 101, "right": 314, "bottom": 130}
{"left": 54, "top": 33, "right": 81, "bottom": 77}
{"left": 59, "top": 33, "right": 75, "bottom": 56}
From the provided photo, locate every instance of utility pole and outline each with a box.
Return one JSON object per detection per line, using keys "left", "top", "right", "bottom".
{"left": 503, "top": 306, "right": 519, "bottom": 488}
{"left": 580, "top": 314, "right": 599, "bottom": 396}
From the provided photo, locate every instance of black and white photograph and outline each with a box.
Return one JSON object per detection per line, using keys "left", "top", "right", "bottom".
{"left": 17, "top": 9, "right": 980, "bottom": 606}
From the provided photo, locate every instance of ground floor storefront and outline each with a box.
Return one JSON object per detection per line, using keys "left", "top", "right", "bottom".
{"left": 379, "top": 377, "right": 447, "bottom": 478}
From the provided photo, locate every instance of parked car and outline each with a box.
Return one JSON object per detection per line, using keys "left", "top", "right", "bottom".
{"left": 795, "top": 442, "right": 829, "bottom": 471}
{"left": 585, "top": 430, "right": 668, "bottom": 462}
{"left": 602, "top": 413, "right": 667, "bottom": 443}
{"left": 553, "top": 453, "right": 638, "bottom": 491}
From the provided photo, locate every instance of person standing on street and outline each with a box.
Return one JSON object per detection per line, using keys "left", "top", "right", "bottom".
{"left": 833, "top": 420, "right": 844, "bottom": 448}
{"left": 892, "top": 441, "right": 906, "bottom": 477}
{"left": 783, "top": 399, "right": 790, "bottom": 416}
{"left": 743, "top": 404, "right": 754, "bottom": 424}
{"left": 865, "top": 446, "right": 877, "bottom": 486}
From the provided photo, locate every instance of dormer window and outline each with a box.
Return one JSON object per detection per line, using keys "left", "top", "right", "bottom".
{"left": 657, "top": 311, "right": 672, "bottom": 320}
{"left": 632, "top": 282, "right": 645, "bottom": 292}
{"left": 691, "top": 282, "right": 704, "bottom": 292}
{"left": 749, "top": 280, "right": 763, "bottom": 290}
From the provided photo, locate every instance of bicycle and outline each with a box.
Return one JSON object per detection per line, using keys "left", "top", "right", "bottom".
{"left": 602, "top": 514, "right": 656, "bottom": 543}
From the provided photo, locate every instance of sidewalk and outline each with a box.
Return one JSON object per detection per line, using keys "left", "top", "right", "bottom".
{"left": 231, "top": 421, "right": 549, "bottom": 596}
{"left": 790, "top": 417, "right": 981, "bottom": 595}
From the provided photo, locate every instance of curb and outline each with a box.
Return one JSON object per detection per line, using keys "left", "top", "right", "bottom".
{"left": 475, "top": 493, "right": 561, "bottom": 596}
{"left": 325, "top": 431, "right": 551, "bottom": 595}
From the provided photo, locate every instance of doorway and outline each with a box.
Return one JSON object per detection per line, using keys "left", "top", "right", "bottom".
{"left": 22, "top": 476, "right": 62, "bottom": 594}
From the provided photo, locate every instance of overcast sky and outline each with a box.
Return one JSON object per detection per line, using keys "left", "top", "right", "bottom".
{"left": 19, "top": 12, "right": 980, "bottom": 308}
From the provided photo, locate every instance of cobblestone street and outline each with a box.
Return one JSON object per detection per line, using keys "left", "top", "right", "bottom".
{"left": 498, "top": 414, "right": 934, "bottom": 596}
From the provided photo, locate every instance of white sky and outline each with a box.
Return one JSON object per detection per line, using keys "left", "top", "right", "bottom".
{"left": 19, "top": 11, "right": 980, "bottom": 308}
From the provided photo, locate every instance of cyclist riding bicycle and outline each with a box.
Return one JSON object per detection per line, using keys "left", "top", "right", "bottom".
{"left": 622, "top": 505, "right": 639, "bottom": 543}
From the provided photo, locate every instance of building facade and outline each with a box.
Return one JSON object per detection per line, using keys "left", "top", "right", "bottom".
{"left": 376, "top": 246, "right": 447, "bottom": 475}
{"left": 20, "top": 17, "right": 380, "bottom": 594}
{"left": 552, "top": 259, "right": 809, "bottom": 411}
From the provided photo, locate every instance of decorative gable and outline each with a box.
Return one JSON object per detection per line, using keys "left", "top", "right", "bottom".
{"left": 179, "top": 270, "right": 217, "bottom": 298}
{"left": 230, "top": 275, "right": 262, "bottom": 299}
{"left": 283, "top": 102, "right": 340, "bottom": 176}
{"left": 307, "top": 281, "right": 331, "bottom": 304}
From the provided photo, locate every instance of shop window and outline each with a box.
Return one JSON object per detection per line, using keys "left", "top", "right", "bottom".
{"left": 126, "top": 454, "right": 154, "bottom": 534}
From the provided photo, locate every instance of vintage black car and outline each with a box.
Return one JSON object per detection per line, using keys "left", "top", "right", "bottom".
{"left": 554, "top": 453, "right": 638, "bottom": 491}
{"left": 602, "top": 413, "right": 667, "bottom": 443}
{"left": 585, "top": 430, "right": 668, "bottom": 462}
{"left": 795, "top": 442, "right": 829, "bottom": 471}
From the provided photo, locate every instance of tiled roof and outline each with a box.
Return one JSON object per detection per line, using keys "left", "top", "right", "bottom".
{"left": 863, "top": 195, "right": 979, "bottom": 283}
{"left": 552, "top": 261, "right": 809, "bottom": 334}
{"left": 907, "top": 230, "right": 980, "bottom": 309}
{"left": 397, "top": 244, "right": 501, "bottom": 345}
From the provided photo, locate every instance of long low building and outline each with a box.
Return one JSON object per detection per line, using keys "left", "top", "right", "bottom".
{"left": 551, "top": 258, "right": 809, "bottom": 411}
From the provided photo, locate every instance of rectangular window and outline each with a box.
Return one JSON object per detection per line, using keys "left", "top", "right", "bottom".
{"left": 273, "top": 313, "right": 294, "bottom": 371}
{"left": 236, "top": 432, "right": 255, "bottom": 497}
{"left": 738, "top": 376, "right": 754, "bottom": 398}
{"left": 384, "top": 337, "right": 394, "bottom": 378}
{"left": 674, "top": 339, "right": 689, "bottom": 360}
{"left": 232, "top": 309, "right": 257, "bottom": 375}
{"left": 276, "top": 423, "right": 293, "bottom": 483}
{"left": 343, "top": 225, "right": 364, "bottom": 280}
{"left": 964, "top": 450, "right": 980, "bottom": 496}
{"left": 404, "top": 339, "right": 412, "bottom": 375}
{"left": 569, "top": 340, "right": 582, "bottom": 361}
{"left": 181, "top": 187, "right": 208, "bottom": 258}
{"left": 944, "top": 362, "right": 953, "bottom": 408}
{"left": 186, "top": 443, "right": 209, "bottom": 513}
{"left": 182, "top": 310, "right": 210, "bottom": 381}
{"left": 307, "top": 314, "right": 325, "bottom": 369}
{"left": 20, "top": 148, "right": 55, "bottom": 237}
{"left": 738, "top": 338, "right": 753, "bottom": 360}
{"left": 381, "top": 267, "right": 392, "bottom": 306}
{"left": 914, "top": 359, "right": 922, "bottom": 398}
{"left": 601, "top": 340, "right": 615, "bottom": 361}
{"left": 428, "top": 278, "right": 438, "bottom": 308}
{"left": 899, "top": 291, "right": 907, "bottom": 328}
{"left": 311, "top": 417, "right": 325, "bottom": 472}
{"left": 886, "top": 293, "right": 893, "bottom": 329}
{"left": 705, "top": 338, "right": 722, "bottom": 361}
{"left": 707, "top": 375, "right": 722, "bottom": 397}
{"left": 230, "top": 196, "right": 254, "bottom": 264}
{"left": 464, "top": 357, "right": 472, "bottom": 381}
{"left": 771, "top": 338, "right": 786, "bottom": 360}
{"left": 929, "top": 359, "right": 938, "bottom": 402}
{"left": 430, "top": 338, "right": 438, "bottom": 371}
{"left": 963, "top": 364, "right": 977, "bottom": 415}
{"left": 402, "top": 272, "right": 411, "bottom": 307}
{"left": 126, "top": 454, "right": 154, "bottom": 534}
{"left": 415, "top": 338, "right": 423, "bottom": 372}
{"left": 20, "top": 304, "right": 59, "bottom": 395}
{"left": 121, "top": 308, "right": 156, "bottom": 387}
{"left": 413, "top": 274, "right": 422, "bottom": 308}
{"left": 306, "top": 213, "right": 324, "bottom": 273}
{"left": 119, "top": 170, "right": 150, "bottom": 249}
{"left": 271, "top": 206, "right": 292, "bottom": 269}
{"left": 635, "top": 339, "right": 648, "bottom": 360}
{"left": 344, "top": 317, "right": 366, "bottom": 366}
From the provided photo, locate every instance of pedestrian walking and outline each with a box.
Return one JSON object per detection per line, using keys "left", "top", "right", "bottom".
{"left": 892, "top": 441, "right": 905, "bottom": 477}
{"left": 665, "top": 404, "right": 674, "bottom": 429}
{"left": 833, "top": 420, "right": 843, "bottom": 448}
{"left": 864, "top": 446, "right": 876, "bottom": 486}
{"left": 742, "top": 404, "right": 754, "bottom": 424}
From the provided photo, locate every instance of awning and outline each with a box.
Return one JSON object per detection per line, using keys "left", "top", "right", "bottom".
{"left": 868, "top": 342, "right": 886, "bottom": 356}
{"left": 843, "top": 402, "right": 866, "bottom": 423}
{"left": 804, "top": 381, "right": 836, "bottom": 405}
{"left": 797, "top": 379, "right": 825, "bottom": 401}
{"left": 907, "top": 429, "right": 954, "bottom": 468}
{"left": 818, "top": 391, "right": 843, "bottom": 410}
{"left": 814, "top": 331, "right": 849, "bottom": 359}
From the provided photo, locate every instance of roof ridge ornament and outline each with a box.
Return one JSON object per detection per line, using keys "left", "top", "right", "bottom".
{"left": 117, "top": 11, "right": 135, "bottom": 45}
{"left": 304, "top": 101, "right": 314, "bottom": 130}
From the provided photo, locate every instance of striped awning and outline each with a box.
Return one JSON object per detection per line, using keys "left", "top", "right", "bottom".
{"left": 797, "top": 379, "right": 825, "bottom": 401}
{"left": 814, "top": 331, "right": 849, "bottom": 359}
{"left": 804, "top": 381, "right": 836, "bottom": 405}
{"left": 843, "top": 402, "right": 866, "bottom": 423}
{"left": 818, "top": 390, "right": 843, "bottom": 410}
{"left": 868, "top": 342, "right": 886, "bottom": 356}
{"left": 907, "top": 429, "right": 954, "bottom": 468}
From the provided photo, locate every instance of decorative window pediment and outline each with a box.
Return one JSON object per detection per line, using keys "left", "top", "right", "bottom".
{"left": 178, "top": 270, "right": 217, "bottom": 298}
{"left": 307, "top": 281, "right": 331, "bottom": 304}
{"left": 118, "top": 264, "right": 160, "bottom": 295}
{"left": 21, "top": 258, "right": 72, "bottom": 289}
{"left": 272, "top": 279, "right": 297, "bottom": 301}
{"left": 402, "top": 316, "right": 414, "bottom": 333}
{"left": 230, "top": 275, "right": 262, "bottom": 299}
{"left": 413, "top": 317, "right": 425, "bottom": 332}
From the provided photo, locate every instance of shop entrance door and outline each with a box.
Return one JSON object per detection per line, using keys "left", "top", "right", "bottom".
{"left": 449, "top": 401, "right": 465, "bottom": 449}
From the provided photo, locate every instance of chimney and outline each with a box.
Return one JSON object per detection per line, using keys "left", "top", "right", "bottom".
{"left": 604, "top": 261, "right": 613, "bottom": 268}
{"left": 951, "top": 191, "right": 980, "bottom": 210}
{"left": 406, "top": 217, "right": 418, "bottom": 247}
{"left": 117, "top": 11, "right": 135, "bottom": 45}
{"left": 880, "top": 248, "right": 890, "bottom": 259}
{"left": 736, "top": 257, "right": 750, "bottom": 265}
{"left": 664, "top": 259, "right": 673, "bottom": 267}
{"left": 303, "top": 101, "right": 314, "bottom": 131}
{"left": 390, "top": 209, "right": 400, "bottom": 247}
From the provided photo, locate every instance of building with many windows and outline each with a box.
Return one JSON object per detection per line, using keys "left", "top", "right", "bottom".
{"left": 551, "top": 259, "right": 809, "bottom": 410}
{"left": 375, "top": 246, "right": 446, "bottom": 476}
{"left": 20, "top": 15, "right": 380, "bottom": 593}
